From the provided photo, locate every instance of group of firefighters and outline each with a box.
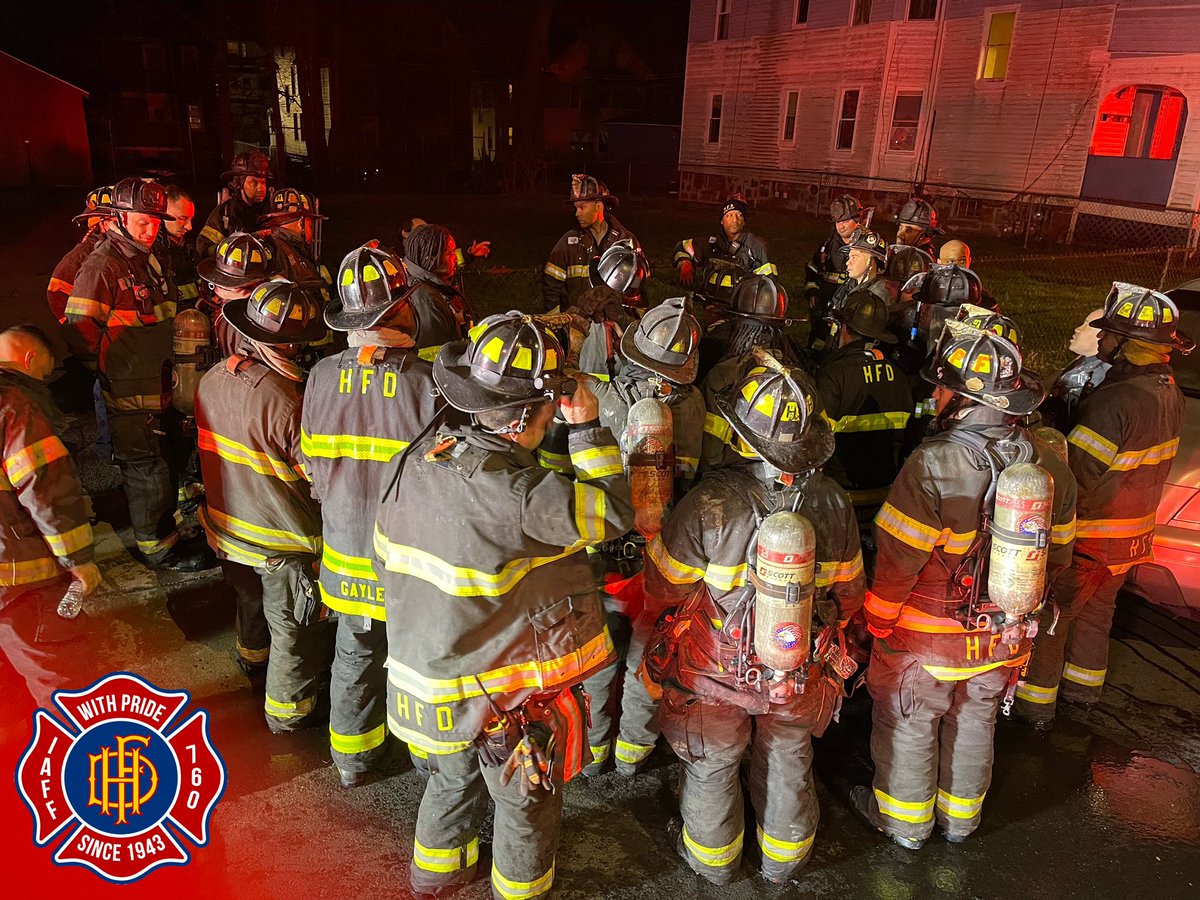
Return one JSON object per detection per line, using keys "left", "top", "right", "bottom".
{"left": 0, "top": 153, "right": 1189, "bottom": 898}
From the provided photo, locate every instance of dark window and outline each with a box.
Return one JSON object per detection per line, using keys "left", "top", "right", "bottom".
{"left": 292, "top": 113, "right": 300, "bottom": 140}
{"left": 782, "top": 91, "right": 799, "bottom": 143}
{"left": 836, "top": 90, "right": 859, "bottom": 150}
{"left": 852, "top": 0, "right": 872, "bottom": 26}
{"left": 888, "top": 93, "right": 923, "bottom": 152}
{"left": 795, "top": 0, "right": 809, "bottom": 25}
{"left": 708, "top": 94, "right": 723, "bottom": 144}
{"left": 908, "top": 0, "right": 938, "bottom": 20}
{"left": 716, "top": 0, "right": 731, "bottom": 40}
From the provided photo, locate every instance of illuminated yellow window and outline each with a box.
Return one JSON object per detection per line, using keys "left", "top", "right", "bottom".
{"left": 978, "top": 11, "right": 1015, "bottom": 81}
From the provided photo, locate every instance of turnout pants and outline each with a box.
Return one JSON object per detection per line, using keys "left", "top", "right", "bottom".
{"left": 0, "top": 578, "right": 85, "bottom": 711}
{"left": 1015, "top": 555, "right": 1125, "bottom": 721}
{"left": 659, "top": 686, "right": 820, "bottom": 885}
{"left": 409, "top": 687, "right": 587, "bottom": 900}
{"left": 256, "top": 555, "right": 334, "bottom": 730}
{"left": 582, "top": 607, "right": 660, "bottom": 773}
{"left": 219, "top": 560, "right": 270, "bottom": 670}
{"left": 865, "top": 641, "right": 1010, "bottom": 842}
{"left": 329, "top": 612, "right": 388, "bottom": 774}
{"left": 108, "top": 410, "right": 179, "bottom": 564}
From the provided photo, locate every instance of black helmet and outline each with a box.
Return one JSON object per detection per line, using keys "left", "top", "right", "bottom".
{"left": 896, "top": 197, "right": 942, "bottom": 234}
{"left": 712, "top": 352, "right": 834, "bottom": 472}
{"left": 728, "top": 274, "right": 789, "bottom": 324}
{"left": 223, "top": 277, "right": 328, "bottom": 345}
{"left": 956, "top": 304, "right": 1021, "bottom": 346}
{"left": 696, "top": 258, "right": 750, "bottom": 306}
{"left": 831, "top": 288, "right": 897, "bottom": 344}
{"left": 109, "top": 177, "right": 174, "bottom": 220}
{"left": 830, "top": 194, "right": 870, "bottom": 223}
{"left": 568, "top": 173, "right": 617, "bottom": 207}
{"left": 619, "top": 297, "right": 701, "bottom": 384}
{"left": 903, "top": 264, "right": 982, "bottom": 308}
{"left": 260, "top": 187, "right": 327, "bottom": 228}
{"left": 842, "top": 229, "right": 888, "bottom": 264}
{"left": 72, "top": 185, "right": 115, "bottom": 224}
{"left": 326, "top": 241, "right": 417, "bottom": 332}
{"left": 887, "top": 245, "right": 935, "bottom": 283}
{"left": 221, "top": 149, "right": 273, "bottom": 184}
{"left": 1090, "top": 282, "right": 1194, "bottom": 351}
{"left": 433, "top": 312, "right": 576, "bottom": 413}
{"left": 922, "top": 321, "right": 1044, "bottom": 415}
{"left": 196, "top": 232, "right": 274, "bottom": 290}
{"left": 589, "top": 238, "right": 649, "bottom": 306}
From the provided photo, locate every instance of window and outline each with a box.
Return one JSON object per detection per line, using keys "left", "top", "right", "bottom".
{"left": 781, "top": 91, "right": 800, "bottom": 143}
{"left": 708, "top": 94, "right": 723, "bottom": 144}
{"left": 851, "top": 0, "right": 872, "bottom": 26}
{"left": 716, "top": 0, "right": 732, "bottom": 40}
{"left": 795, "top": 0, "right": 809, "bottom": 25}
{"left": 188, "top": 104, "right": 203, "bottom": 131}
{"left": 978, "top": 11, "right": 1015, "bottom": 81}
{"left": 1090, "top": 86, "right": 1187, "bottom": 160}
{"left": 908, "top": 0, "right": 938, "bottom": 20}
{"left": 836, "top": 90, "right": 859, "bottom": 150}
{"left": 292, "top": 113, "right": 301, "bottom": 141}
{"left": 888, "top": 93, "right": 923, "bottom": 152}
{"left": 146, "top": 95, "right": 174, "bottom": 124}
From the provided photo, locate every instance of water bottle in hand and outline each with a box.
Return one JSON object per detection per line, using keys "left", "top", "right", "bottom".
{"left": 57, "top": 580, "right": 85, "bottom": 619}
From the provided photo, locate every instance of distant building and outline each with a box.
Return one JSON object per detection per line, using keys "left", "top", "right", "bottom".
{"left": 0, "top": 52, "right": 90, "bottom": 187}
{"left": 679, "top": 0, "right": 1200, "bottom": 239}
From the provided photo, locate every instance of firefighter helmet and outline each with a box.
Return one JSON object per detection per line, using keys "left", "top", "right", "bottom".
{"left": 260, "top": 187, "right": 327, "bottom": 227}
{"left": 223, "top": 277, "right": 328, "bottom": 345}
{"left": 830, "top": 194, "right": 870, "bottom": 223}
{"left": 196, "top": 232, "right": 274, "bottom": 290}
{"left": 1090, "top": 282, "right": 1194, "bottom": 351}
{"left": 728, "top": 274, "right": 789, "bottom": 324}
{"left": 842, "top": 229, "right": 888, "bottom": 263}
{"left": 568, "top": 173, "right": 618, "bottom": 207}
{"left": 72, "top": 185, "right": 115, "bottom": 224}
{"left": 109, "top": 177, "right": 174, "bottom": 220}
{"left": 696, "top": 258, "right": 749, "bottom": 306}
{"left": 956, "top": 304, "right": 1021, "bottom": 346}
{"left": 620, "top": 297, "right": 701, "bottom": 384}
{"left": 589, "top": 238, "right": 649, "bottom": 306}
{"left": 326, "top": 241, "right": 416, "bottom": 331}
{"left": 887, "top": 244, "right": 935, "bottom": 283}
{"left": 904, "top": 263, "right": 983, "bottom": 308}
{"left": 896, "top": 197, "right": 942, "bottom": 234}
{"left": 923, "top": 321, "right": 1044, "bottom": 414}
{"left": 221, "top": 149, "right": 273, "bottom": 184}
{"left": 434, "top": 312, "right": 576, "bottom": 413}
{"left": 712, "top": 353, "right": 834, "bottom": 472}
{"left": 831, "top": 288, "right": 897, "bottom": 344}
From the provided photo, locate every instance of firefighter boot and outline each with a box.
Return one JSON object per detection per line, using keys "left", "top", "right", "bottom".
{"left": 849, "top": 786, "right": 925, "bottom": 851}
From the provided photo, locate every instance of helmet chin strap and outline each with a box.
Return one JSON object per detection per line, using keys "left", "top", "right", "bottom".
{"left": 477, "top": 404, "right": 531, "bottom": 436}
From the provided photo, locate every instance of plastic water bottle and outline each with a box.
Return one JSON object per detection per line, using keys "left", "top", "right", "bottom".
{"left": 57, "top": 580, "right": 85, "bottom": 619}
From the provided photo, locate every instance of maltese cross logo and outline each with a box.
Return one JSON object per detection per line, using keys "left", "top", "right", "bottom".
{"left": 16, "top": 672, "right": 226, "bottom": 883}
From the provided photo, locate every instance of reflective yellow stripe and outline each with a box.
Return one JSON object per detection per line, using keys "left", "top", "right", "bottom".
{"left": 936, "top": 789, "right": 986, "bottom": 820}
{"left": 590, "top": 743, "right": 611, "bottom": 763}
{"left": 323, "top": 542, "right": 377, "bottom": 580}
{"left": 205, "top": 506, "right": 318, "bottom": 553}
{"left": 705, "top": 560, "right": 747, "bottom": 592}
{"left": 417, "top": 345, "right": 441, "bottom": 362}
{"left": 575, "top": 481, "right": 608, "bottom": 545}
{"left": 387, "top": 717, "right": 473, "bottom": 754}
{"left": 682, "top": 826, "right": 743, "bottom": 867}
{"left": 1075, "top": 513, "right": 1156, "bottom": 540}
{"left": 1051, "top": 517, "right": 1076, "bottom": 545}
{"left": 935, "top": 528, "right": 976, "bottom": 554}
{"left": 571, "top": 444, "right": 623, "bottom": 480}
{"left": 200, "top": 224, "right": 224, "bottom": 245}
{"left": 537, "top": 448, "right": 572, "bottom": 473}
{"left": 876, "top": 502, "right": 941, "bottom": 552}
{"left": 755, "top": 825, "right": 814, "bottom": 863}
{"left": 614, "top": 740, "right": 653, "bottom": 764}
{"left": 43, "top": 523, "right": 93, "bottom": 558}
{"left": 566, "top": 265, "right": 590, "bottom": 279}
{"left": 815, "top": 552, "right": 863, "bottom": 587}
{"left": 3, "top": 436, "right": 68, "bottom": 485}
{"left": 102, "top": 391, "right": 169, "bottom": 412}
{"left": 1015, "top": 681, "right": 1058, "bottom": 704}
{"left": 236, "top": 638, "right": 269, "bottom": 663}
{"left": 829, "top": 411, "right": 910, "bottom": 433}
{"left": 178, "top": 282, "right": 200, "bottom": 300}
{"left": 492, "top": 861, "right": 555, "bottom": 899}
{"left": 407, "top": 742, "right": 429, "bottom": 759}
{"left": 1, "top": 555, "right": 62, "bottom": 586}
{"left": 895, "top": 607, "right": 964, "bottom": 634}
{"left": 318, "top": 583, "right": 384, "bottom": 619}
{"left": 199, "top": 428, "right": 306, "bottom": 482}
{"left": 543, "top": 262, "right": 567, "bottom": 281}
{"left": 374, "top": 526, "right": 586, "bottom": 597}
{"left": 1062, "top": 662, "right": 1105, "bottom": 687}
{"left": 301, "top": 428, "right": 410, "bottom": 462}
{"left": 1109, "top": 438, "right": 1179, "bottom": 472}
{"left": 330, "top": 722, "right": 386, "bottom": 755}
{"left": 753, "top": 262, "right": 779, "bottom": 276}
{"left": 865, "top": 590, "right": 904, "bottom": 621}
{"left": 678, "top": 455, "right": 699, "bottom": 475}
{"left": 646, "top": 535, "right": 705, "bottom": 585}
{"left": 703, "top": 412, "right": 731, "bottom": 441}
{"left": 921, "top": 657, "right": 1022, "bottom": 681}
{"left": 202, "top": 521, "right": 268, "bottom": 566}
{"left": 64, "top": 296, "right": 108, "bottom": 319}
{"left": 1068, "top": 425, "right": 1118, "bottom": 467}
{"left": 414, "top": 838, "right": 479, "bottom": 874}
{"left": 265, "top": 694, "right": 315, "bottom": 720}
{"left": 47, "top": 276, "right": 74, "bottom": 295}
{"left": 874, "top": 789, "right": 934, "bottom": 824}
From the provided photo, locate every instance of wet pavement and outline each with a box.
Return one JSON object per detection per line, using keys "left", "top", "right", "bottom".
{"left": 2, "top": 517, "right": 1198, "bottom": 900}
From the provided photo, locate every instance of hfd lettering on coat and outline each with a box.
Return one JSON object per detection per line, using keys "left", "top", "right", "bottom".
{"left": 394, "top": 690, "right": 455, "bottom": 733}
{"left": 963, "top": 633, "right": 1019, "bottom": 661}
{"left": 862, "top": 360, "right": 896, "bottom": 384}
{"left": 339, "top": 367, "right": 401, "bottom": 398}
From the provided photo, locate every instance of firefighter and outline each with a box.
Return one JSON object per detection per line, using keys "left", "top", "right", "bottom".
{"left": 1016, "top": 285, "right": 1189, "bottom": 727}
{"left": 673, "top": 194, "right": 776, "bottom": 290}
{"left": 543, "top": 174, "right": 640, "bottom": 311}
{"left": 579, "top": 297, "right": 706, "bottom": 776}
{"left": 0, "top": 326, "right": 101, "bottom": 710}
{"left": 571, "top": 238, "right": 651, "bottom": 378}
{"left": 158, "top": 184, "right": 203, "bottom": 310}
{"left": 398, "top": 216, "right": 492, "bottom": 272}
{"left": 403, "top": 223, "right": 475, "bottom": 351}
{"left": 373, "top": 312, "right": 633, "bottom": 899}
{"left": 894, "top": 197, "right": 941, "bottom": 258}
{"left": 829, "top": 229, "right": 890, "bottom": 318}
{"left": 938, "top": 239, "right": 971, "bottom": 268}
{"left": 804, "top": 194, "right": 870, "bottom": 351}
{"left": 196, "top": 149, "right": 272, "bottom": 259}
{"left": 642, "top": 356, "right": 864, "bottom": 885}
{"left": 195, "top": 278, "right": 332, "bottom": 730}
{"left": 301, "top": 242, "right": 442, "bottom": 786}
{"left": 816, "top": 288, "right": 914, "bottom": 540}
{"left": 260, "top": 187, "right": 332, "bottom": 302}
{"left": 64, "top": 177, "right": 211, "bottom": 571}
{"left": 700, "top": 275, "right": 797, "bottom": 470}
{"left": 852, "top": 323, "right": 1076, "bottom": 848}
{"left": 47, "top": 185, "right": 114, "bottom": 325}
{"left": 1039, "top": 306, "right": 1110, "bottom": 433}
{"left": 195, "top": 232, "right": 275, "bottom": 359}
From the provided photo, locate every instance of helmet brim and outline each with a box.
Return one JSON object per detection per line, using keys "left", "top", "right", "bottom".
{"left": 619, "top": 326, "right": 698, "bottom": 385}
{"left": 72, "top": 208, "right": 117, "bottom": 225}
{"left": 222, "top": 297, "right": 328, "bottom": 346}
{"left": 830, "top": 306, "right": 897, "bottom": 343}
{"left": 324, "top": 286, "right": 416, "bottom": 332}
{"left": 1088, "top": 315, "right": 1194, "bottom": 351}
{"left": 432, "top": 341, "right": 545, "bottom": 414}
{"left": 260, "top": 210, "right": 329, "bottom": 227}
{"left": 711, "top": 391, "right": 835, "bottom": 473}
{"left": 221, "top": 170, "right": 275, "bottom": 183}
{"left": 196, "top": 256, "right": 267, "bottom": 291}
{"left": 567, "top": 193, "right": 619, "bottom": 208}
{"left": 920, "top": 361, "right": 1046, "bottom": 415}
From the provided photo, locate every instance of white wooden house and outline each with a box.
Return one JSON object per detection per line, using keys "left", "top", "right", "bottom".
{"left": 679, "top": 0, "right": 1200, "bottom": 239}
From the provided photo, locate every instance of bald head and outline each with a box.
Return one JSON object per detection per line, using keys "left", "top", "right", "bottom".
{"left": 938, "top": 240, "right": 972, "bottom": 268}
{"left": 0, "top": 325, "right": 55, "bottom": 380}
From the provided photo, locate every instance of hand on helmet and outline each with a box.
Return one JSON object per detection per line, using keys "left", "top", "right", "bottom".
{"left": 559, "top": 376, "right": 599, "bottom": 424}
